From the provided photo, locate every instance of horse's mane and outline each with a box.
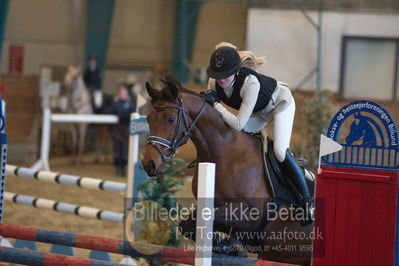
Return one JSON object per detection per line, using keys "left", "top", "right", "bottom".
{"left": 153, "top": 75, "right": 260, "bottom": 143}
{"left": 152, "top": 75, "right": 199, "bottom": 104}
{"left": 153, "top": 76, "right": 227, "bottom": 125}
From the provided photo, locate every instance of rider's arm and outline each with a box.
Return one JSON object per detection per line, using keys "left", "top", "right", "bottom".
{"left": 214, "top": 75, "right": 260, "bottom": 131}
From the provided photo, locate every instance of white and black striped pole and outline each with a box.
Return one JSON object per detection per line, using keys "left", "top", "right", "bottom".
{"left": 6, "top": 164, "right": 127, "bottom": 193}
{"left": 0, "top": 97, "right": 6, "bottom": 223}
{"left": 4, "top": 192, "right": 124, "bottom": 223}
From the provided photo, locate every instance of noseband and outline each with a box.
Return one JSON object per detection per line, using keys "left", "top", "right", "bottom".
{"left": 147, "top": 96, "right": 206, "bottom": 161}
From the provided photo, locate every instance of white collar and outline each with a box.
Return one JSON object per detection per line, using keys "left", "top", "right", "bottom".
{"left": 225, "top": 79, "right": 235, "bottom": 90}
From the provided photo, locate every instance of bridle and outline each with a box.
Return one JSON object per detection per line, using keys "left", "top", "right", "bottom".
{"left": 147, "top": 95, "right": 206, "bottom": 161}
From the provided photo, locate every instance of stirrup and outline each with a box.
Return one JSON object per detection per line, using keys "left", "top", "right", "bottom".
{"left": 299, "top": 201, "right": 314, "bottom": 226}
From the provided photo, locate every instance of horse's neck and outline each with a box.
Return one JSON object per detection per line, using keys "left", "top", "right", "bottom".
{"left": 74, "top": 76, "right": 86, "bottom": 94}
{"left": 72, "top": 75, "right": 92, "bottom": 114}
{"left": 190, "top": 112, "right": 227, "bottom": 161}
{"left": 184, "top": 94, "right": 252, "bottom": 162}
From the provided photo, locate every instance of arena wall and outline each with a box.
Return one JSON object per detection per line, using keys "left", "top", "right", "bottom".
{"left": 247, "top": 8, "right": 399, "bottom": 92}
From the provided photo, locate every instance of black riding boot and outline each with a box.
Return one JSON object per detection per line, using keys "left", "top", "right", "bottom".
{"left": 281, "top": 149, "right": 313, "bottom": 226}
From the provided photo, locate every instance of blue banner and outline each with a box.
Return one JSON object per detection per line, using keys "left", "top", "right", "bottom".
{"left": 327, "top": 100, "right": 398, "bottom": 149}
{"left": 129, "top": 117, "right": 149, "bottom": 135}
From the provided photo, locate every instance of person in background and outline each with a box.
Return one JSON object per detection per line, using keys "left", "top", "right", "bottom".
{"left": 83, "top": 54, "right": 102, "bottom": 113}
{"left": 124, "top": 74, "right": 138, "bottom": 112}
{"left": 109, "top": 83, "right": 136, "bottom": 177}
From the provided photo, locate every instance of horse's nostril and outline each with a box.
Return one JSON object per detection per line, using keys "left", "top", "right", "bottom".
{"left": 148, "top": 160, "right": 156, "bottom": 174}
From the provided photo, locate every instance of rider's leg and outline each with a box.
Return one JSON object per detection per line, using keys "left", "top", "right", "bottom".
{"left": 272, "top": 100, "right": 312, "bottom": 203}
{"left": 242, "top": 115, "right": 267, "bottom": 133}
{"left": 243, "top": 116, "right": 268, "bottom": 152}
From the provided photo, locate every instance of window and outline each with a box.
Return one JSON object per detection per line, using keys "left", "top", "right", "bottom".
{"left": 340, "top": 37, "right": 398, "bottom": 101}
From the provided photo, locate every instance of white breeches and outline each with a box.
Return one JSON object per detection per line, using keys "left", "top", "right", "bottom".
{"left": 243, "top": 100, "right": 295, "bottom": 163}
{"left": 272, "top": 100, "right": 295, "bottom": 162}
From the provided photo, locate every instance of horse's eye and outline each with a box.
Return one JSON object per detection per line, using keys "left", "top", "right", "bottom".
{"left": 168, "top": 117, "right": 175, "bottom": 124}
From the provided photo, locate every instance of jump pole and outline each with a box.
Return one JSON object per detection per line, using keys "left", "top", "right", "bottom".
{"left": 31, "top": 109, "right": 149, "bottom": 201}
{"left": 31, "top": 108, "right": 119, "bottom": 171}
{"left": 32, "top": 94, "right": 148, "bottom": 173}
{"left": 0, "top": 223, "right": 295, "bottom": 266}
{"left": 0, "top": 246, "right": 128, "bottom": 266}
{"left": 0, "top": 97, "right": 6, "bottom": 223}
{"left": 6, "top": 164, "right": 127, "bottom": 193}
{"left": 4, "top": 192, "right": 124, "bottom": 223}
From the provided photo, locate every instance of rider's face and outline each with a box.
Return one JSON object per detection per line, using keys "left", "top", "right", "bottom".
{"left": 216, "top": 73, "right": 236, "bottom": 89}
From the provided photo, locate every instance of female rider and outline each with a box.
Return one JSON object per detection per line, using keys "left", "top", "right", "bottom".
{"left": 200, "top": 43, "right": 312, "bottom": 221}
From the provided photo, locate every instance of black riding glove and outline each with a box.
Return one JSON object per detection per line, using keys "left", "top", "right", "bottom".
{"left": 200, "top": 90, "right": 220, "bottom": 106}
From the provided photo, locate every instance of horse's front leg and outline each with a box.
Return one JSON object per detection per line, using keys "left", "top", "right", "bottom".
{"left": 94, "top": 125, "right": 110, "bottom": 163}
{"left": 211, "top": 201, "right": 267, "bottom": 252}
{"left": 178, "top": 210, "right": 234, "bottom": 255}
{"left": 77, "top": 123, "right": 88, "bottom": 164}
{"left": 70, "top": 124, "right": 78, "bottom": 164}
{"left": 178, "top": 203, "right": 263, "bottom": 237}
{"left": 93, "top": 125, "right": 102, "bottom": 163}
{"left": 177, "top": 212, "right": 197, "bottom": 241}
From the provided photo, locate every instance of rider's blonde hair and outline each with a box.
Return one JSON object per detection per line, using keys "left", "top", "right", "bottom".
{"left": 215, "top": 42, "right": 266, "bottom": 71}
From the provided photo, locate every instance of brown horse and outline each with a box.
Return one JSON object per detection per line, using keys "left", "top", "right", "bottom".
{"left": 142, "top": 76, "right": 313, "bottom": 265}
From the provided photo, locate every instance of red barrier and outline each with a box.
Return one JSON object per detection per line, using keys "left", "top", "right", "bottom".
{"left": 313, "top": 166, "right": 398, "bottom": 266}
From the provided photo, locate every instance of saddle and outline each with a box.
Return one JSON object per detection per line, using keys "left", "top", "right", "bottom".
{"left": 261, "top": 136, "right": 315, "bottom": 206}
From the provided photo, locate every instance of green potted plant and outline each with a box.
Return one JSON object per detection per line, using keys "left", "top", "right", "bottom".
{"left": 136, "top": 157, "right": 187, "bottom": 265}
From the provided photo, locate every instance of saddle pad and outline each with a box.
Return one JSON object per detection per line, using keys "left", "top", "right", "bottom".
{"left": 261, "top": 137, "right": 302, "bottom": 206}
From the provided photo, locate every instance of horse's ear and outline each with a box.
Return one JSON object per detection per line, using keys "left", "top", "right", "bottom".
{"left": 164, "top": 75, "right": 181, "bottom": 100}
{"left": 146, "top": 82, "right": 158, "bottom": 100}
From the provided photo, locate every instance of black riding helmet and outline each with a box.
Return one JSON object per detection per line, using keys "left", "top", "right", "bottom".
{"left": 207, "top": 46, "right": 241, "bottom": 79}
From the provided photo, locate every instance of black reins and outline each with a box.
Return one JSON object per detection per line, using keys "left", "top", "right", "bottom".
{"left": 147, "top": 96, "right": 206, "bottom": 161}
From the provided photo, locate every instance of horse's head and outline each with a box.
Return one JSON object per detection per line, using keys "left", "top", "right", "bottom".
{"left": 345, "top": 120, "right": 361, "bottom": 145}
{"left": 64, "top": 65, "right": 82, "bottom": 88}
{"left": 346, "top": 112, "right": 378, "bottom": 147}
{"left": 63, "top": 65, "right": 91, "bottom": 112}
{"left": 142, "top": 75, "right": 205, "bottom": 176}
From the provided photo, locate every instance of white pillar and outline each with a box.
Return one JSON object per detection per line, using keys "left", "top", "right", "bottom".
{"left": 127, "top": 113, "right": 141, "bottom": 204}
{"left": 195, "top": 163, "right": 215, "bottom": 266}
{"left": 32, "top": 108, "right": 51, "bottom": 171}
{"left": 41, "top": 108, "right": 51, "bottom": 171}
